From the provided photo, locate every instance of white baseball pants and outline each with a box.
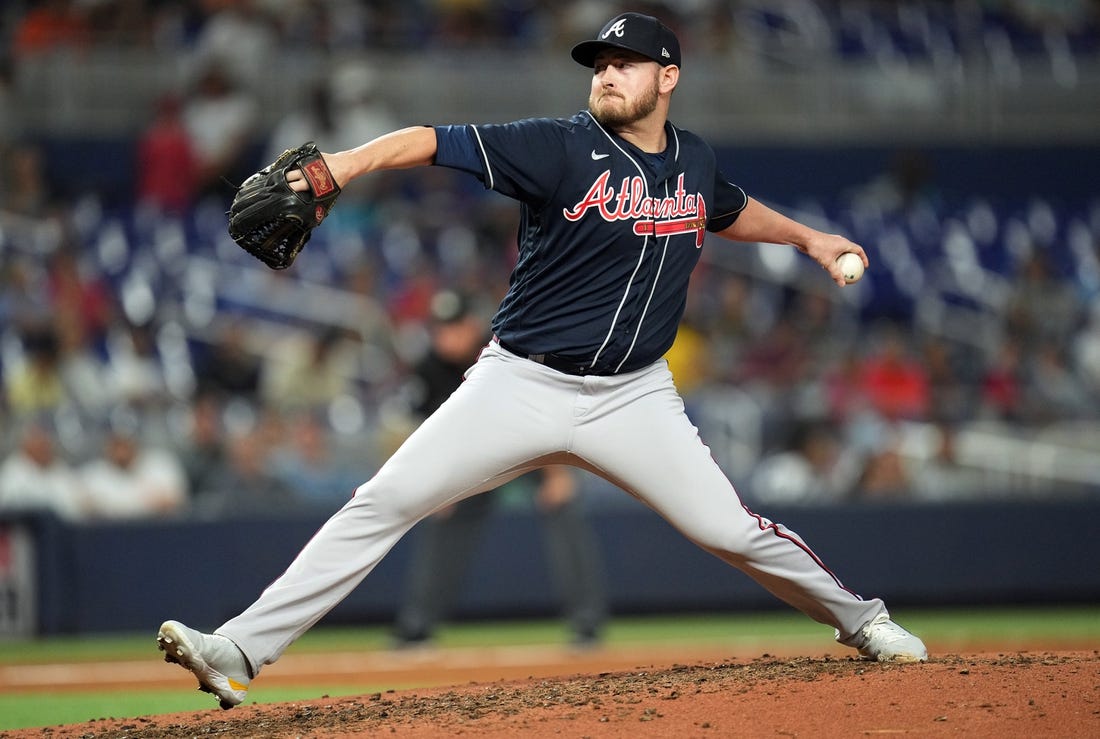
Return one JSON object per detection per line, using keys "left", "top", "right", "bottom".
{"left": 218, "top": 342, "right": 885, "bottom": 674}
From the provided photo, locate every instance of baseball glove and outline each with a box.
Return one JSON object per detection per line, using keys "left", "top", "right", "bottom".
{"left": 227, "top": 142, "right": 341, "bottom": 270}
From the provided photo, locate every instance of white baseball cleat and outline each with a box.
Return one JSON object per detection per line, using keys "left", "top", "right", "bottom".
{"left": 157, "top": 620, "right": 251, "bottom": 709}
{"left": 852, "top": 613, "right": 929, "bottom": 663}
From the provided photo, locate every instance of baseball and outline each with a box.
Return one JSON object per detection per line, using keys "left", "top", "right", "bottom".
{"left": 837, "top": 252, "right": 865, "bottom": 284}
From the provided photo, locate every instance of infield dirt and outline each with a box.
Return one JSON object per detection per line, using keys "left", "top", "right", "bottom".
{"left": 2, "top": 649, "right": 1096, "bottom": 738}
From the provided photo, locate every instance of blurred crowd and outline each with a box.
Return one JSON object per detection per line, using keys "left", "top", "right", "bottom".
{"left": 2, "top": 0, "right": 1096, "bottom": 59}
{"left": 2, "top": 0, "right": 1100, "bottom": 525}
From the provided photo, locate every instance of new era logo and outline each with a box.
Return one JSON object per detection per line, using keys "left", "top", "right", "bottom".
{"left": 662, "top": 47, "right": 670, "bottom": 58}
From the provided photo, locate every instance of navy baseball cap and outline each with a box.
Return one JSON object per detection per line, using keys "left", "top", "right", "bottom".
{"left": 571, "top": 12, "right": 681, "bottom": 68}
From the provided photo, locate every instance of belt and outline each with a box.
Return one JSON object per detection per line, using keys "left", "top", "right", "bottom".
{"left": 493, "top": 335, "right": 604, "bottom": 376}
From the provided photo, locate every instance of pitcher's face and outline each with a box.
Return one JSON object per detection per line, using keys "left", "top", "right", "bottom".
{"left": 588, "top": 50, "right": 662, "bottom": 129}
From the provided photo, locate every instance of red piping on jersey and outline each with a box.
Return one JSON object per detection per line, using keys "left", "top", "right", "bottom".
{"left": 740, "top": 502, "right": 863, "bottom": 599}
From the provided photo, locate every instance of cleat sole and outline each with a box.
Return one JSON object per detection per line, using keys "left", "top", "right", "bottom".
{"left": 156, "top": 621, "right": 248, "bottom": 710}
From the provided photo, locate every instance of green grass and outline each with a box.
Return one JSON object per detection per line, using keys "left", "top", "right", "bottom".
{"left": 0, "top": 606, "right": 1096, "bottom": 731}
{"left": 898, "top": 605, "right": 1100, "bottom": 645}
{"left": 0, "top": 686, "right": 378, "bottom": 731}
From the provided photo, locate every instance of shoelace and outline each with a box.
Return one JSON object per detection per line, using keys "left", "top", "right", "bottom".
{"left": 863, "top": 616, "right": 909, "bottom": 645}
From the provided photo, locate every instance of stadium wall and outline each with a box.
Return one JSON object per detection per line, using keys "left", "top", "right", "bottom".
{"left": 5, "top": 498, "right": 1099, "bottom": 635}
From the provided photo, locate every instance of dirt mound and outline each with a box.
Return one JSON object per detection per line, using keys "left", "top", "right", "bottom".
{"left": 9, "top": 651, "right": 1097, "bottom": 738}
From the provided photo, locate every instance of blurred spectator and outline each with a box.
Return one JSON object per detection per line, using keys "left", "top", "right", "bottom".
{"left": 326, "top": 63, "right": 400, "bottom": 149}
{"left": 81, "top": 0, "right": 150, "bottom": 48}
{"left": 340, "top": 262, "right": 401, "bottom": 393}
{"left": 692, "top": 272, "right": 756, "bottom": 369}
{"left": 735, "top": 312, "right": 810, "bottom": 395}
{"left": 785, "top": 291, "right": 860, "bottom": 420}
{"left": 263, "top": 79, "right": 340, "bottom": 164}
{"left": 1072, "top": 300, "right": 1100, "bottom": 399}
{"left": 0, "top": 257, "right": 53, "bottom": 335}
{"left": 189, "top": 0, "right": 279, "bottom": 88}
{"left": 103, "top": 320, "right": 173, "bottom": 410}
{"left": 921, "top": 337, "right": 976, "bottom": 424}
{"left": 908, "top": 422, "right": 989, "bottom": 502}
{"left": 0, "top": 417, "right": 87, "bottom": 521}
{"left": 273, "top": 411, "right": 365, "bottom": 511}
{"left": 4, "top": 301, "right": 110, "bottom": 422}
{"left": 821, "top": 347, "right": 867, "bottom": 425}
{"left": 663, "top": 319, "right": 712, "bottom": 397}
{"left": 177, "top": 392, "right": 230, "bottom": 506}
{"left": 748, "top": 420, "right": 858, "bottom": 506}
{"left": 263, "top": 65, "right": 399, "bottom": 201}
{"left": 1, "top": 143, "right": 53, "bottom": 217}
{"left": 252, "top": 404, "right": 290, "bottom": 468}
{"left": 856, "top": 322, "right": 930, "bottom": 422}
{"left": 386, "top": 262, "right": 443, "bottom": 327}
{"left": 260, "top": 326, "right": 361, "bottom": 412}
{"left": 46, "top": 248, "right": 115, "bottom": 354}
{"left": 1007, "top": 0, "right": 1097, "bottom": 33}
{"left": 0, "top": 57, "right": 17, "bottom": 146}
{"left": 1024, "top": 340, "right": 1094, "bottom": 422}
{"left": 11, "top": 0, "right": 89, "bottom": 58}
{"left": 194, "top": 321, "right": 263, "bottom": 402}
{"left": 199, "top": 427, "right": 297, "bottom": 518}
{"left": 849, "top": 148, "right": 939, "bottom": 214}
{"left": 734, "top": 311, "right": 812, "bottom": 437}
{"left": 80, "top": 425, "right": 188, "bottom": 520}
{"left": 854, "top": 436, "right": 913, "bottom": 502}
{"left": 181, "top": 61, "right": 260, "bottom": 197}
{"left": 979, "top": 338, "right": 1026, "bottom": 422}
{"left": 400, "top": 289, "right": 485, "bottom": 415}
{"left": 136, "top": 94, "right": 199, "bottom": 213}
{"left": 434, "top": 1, "right": 496, "bottom": 48}
{"left": 1005, "top": 252, "right": 1080, "bottom": 349}
{"left": 264, "top": 65, "right": 398, "bottom": 162}
{"left": 54, "top": 309, "right": 111, "bottom": 417}
{"left": 4, "top": 324, "right": 66, "bottom": 418}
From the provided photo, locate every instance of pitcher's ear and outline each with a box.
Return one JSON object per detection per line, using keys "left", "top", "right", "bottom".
{"left": 660, "top": 64, "right": 679, "bottom": 94}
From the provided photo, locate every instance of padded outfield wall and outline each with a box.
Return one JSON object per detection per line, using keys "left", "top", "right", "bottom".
{"left": 4, "top": 497, "right": 1100, "bottom": 636}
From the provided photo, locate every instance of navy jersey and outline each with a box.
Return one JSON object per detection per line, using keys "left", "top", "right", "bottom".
{"left": 434, "top": 111, "right": 747, "bottom": 374}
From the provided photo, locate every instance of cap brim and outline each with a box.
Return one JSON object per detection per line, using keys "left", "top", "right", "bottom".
{"left": 567, "top": 40, "right": 620, "bottom": 67}
{"left": 571, "top": 39, "right": 678, "bottom": 68}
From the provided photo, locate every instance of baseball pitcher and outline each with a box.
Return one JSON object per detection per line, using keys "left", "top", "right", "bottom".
{"left": 159, "top": 12, "right": 926, "bottom": 710}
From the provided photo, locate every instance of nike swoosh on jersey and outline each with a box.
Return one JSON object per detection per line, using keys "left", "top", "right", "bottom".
{"left": 591, "top": 150, "right": 610, "bottom": 160}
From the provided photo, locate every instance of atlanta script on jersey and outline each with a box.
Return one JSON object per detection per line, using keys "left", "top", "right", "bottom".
{"left": 434, "top": 111, "right": 748, "bottom": 374}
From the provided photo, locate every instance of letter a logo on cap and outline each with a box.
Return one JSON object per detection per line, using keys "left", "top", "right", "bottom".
{"left": 571, "top": 12, "right": 681, "bottom": 68}
{"left": 602, "top": 19, "right": 626, "bottom": 39}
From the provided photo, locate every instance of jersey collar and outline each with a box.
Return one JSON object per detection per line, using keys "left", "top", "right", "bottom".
{"left": 585, "top": 112, "right": 683, "bottom": 185}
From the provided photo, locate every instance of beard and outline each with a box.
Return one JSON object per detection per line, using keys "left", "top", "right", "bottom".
{"left": 589, "top": 75, "right": 660, "bottom": 129}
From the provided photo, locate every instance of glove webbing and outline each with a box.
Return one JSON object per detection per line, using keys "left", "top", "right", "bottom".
{"left": 238, "top": 217, "right": 310, "bottom": 270}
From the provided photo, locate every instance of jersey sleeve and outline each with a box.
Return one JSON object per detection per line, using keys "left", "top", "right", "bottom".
{"left": 435, "top": 119, "right": 567, "bottom": 204}
{"left": 707, "top": 171, "right": 749, "bottom": 232}
{"left": 433, "top": 125, "right": 486, "bottom": 178}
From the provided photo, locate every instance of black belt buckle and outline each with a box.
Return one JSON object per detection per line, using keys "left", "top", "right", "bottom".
{"left": 495, "top": 337, "right": 596, "bottom": 376}
{"left": 540, "top": 353, "right": 594, "bottom": 376}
